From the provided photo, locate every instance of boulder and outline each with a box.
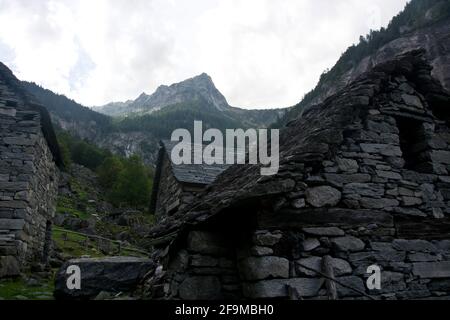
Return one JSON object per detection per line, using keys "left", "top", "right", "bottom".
{"left": 54, "top": 257, "right": 154, "bottom": 299}
{"left": 306, "top": 186, "right": 341, "bottom": 208}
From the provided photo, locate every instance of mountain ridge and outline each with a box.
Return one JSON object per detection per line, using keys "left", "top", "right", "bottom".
{"left": 275, "top": 0, "right": 450, "bottom": 126}
{"left": 94, "top": 72, "right": 231, "bottom": 117}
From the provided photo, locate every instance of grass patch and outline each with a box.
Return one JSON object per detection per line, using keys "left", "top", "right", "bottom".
{"left": 0, "top": 277, "right": 54, "bottom": 300}
{"left": 53, "top": 228, "right": 105, "bottom": 258}
{"left": 52, "top": 227, "right": 147, "bottom": 258}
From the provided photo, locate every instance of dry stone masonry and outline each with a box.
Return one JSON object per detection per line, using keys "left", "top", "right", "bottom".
{"left": 0, "top": 62, "right": 61, "bottom": 277}
{"left": 144, "top": 50, "right": 450, "bottom": 300}
{"left": 151, "top": 140, "right": 230, "bottom": 218}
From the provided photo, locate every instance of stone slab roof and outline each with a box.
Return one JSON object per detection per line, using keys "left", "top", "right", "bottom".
{"left": 160, "top": 140, "right": 232, "bottom": 186}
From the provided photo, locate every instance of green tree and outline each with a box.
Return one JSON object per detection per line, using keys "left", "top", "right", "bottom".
{"left": 111, "top": 155, "right": 152, "bottom": 207}
{"left": 97, "top": 156, "right": 125, "bottom": 188}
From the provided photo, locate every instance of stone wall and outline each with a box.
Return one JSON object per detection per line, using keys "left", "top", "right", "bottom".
{"left": 154, "top": 153, "right": 204, "bottom": 218}
{"left": 0, "top": 73, "right": 59, "bottom": 276}
{"left": 154, "top": 230, "right": 242, "bottom": 300}
{"left": 235, "top": 69, "right": 450, "bottom": 300}
{"left": 238, "top": 228, "right": 450, "bottom": 300}
{"left": 147, "top": 53, "right": 450, "bottom": 300}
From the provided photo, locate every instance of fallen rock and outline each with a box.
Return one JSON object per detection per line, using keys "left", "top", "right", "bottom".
{"left": 54, "top": 256, "right": 154, "bottom": 299}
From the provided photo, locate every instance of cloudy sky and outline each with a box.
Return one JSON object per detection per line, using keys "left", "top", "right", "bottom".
{"left": 0, "top": 0, "right": 409, "bottom": 109}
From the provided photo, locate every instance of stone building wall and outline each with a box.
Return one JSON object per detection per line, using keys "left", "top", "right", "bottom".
{"left": 159, "top": 230, "right": 242, "bottom": 300}
{"left": 237, "top": 71, "right": 450, "bottom": 300}
{"left": 0, "top": 68, "right": 59, "bottom": 276}
{"left": 146, "top": 52, "right": 450, "bottom": 300}
{"left": 154, "top": 153, "right": 204, "bottom": 218}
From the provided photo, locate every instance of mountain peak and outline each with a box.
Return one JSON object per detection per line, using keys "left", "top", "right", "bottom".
{"left": 96, "top": 73, "right": 229, "bottom": 116}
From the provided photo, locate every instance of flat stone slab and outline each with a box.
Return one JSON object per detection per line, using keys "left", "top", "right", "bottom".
{"left": 54, "top": 256, "right": 154, "bottom": 299}
{"left": 412, "top": 262, "right": 450, "bottom": 279}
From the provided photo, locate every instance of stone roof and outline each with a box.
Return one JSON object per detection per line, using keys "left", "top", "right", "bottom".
{"left": 0, "top": 62, "right": 63, "bottom": 167}
{"left": 146, "top": 49, "right": 450, "bottom": 246}
{"left": 160, "top": 140, "right": 232, "bottom": 186}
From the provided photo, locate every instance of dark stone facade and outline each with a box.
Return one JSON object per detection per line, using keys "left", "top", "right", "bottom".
{"left": 151, "top": 150, "right": 206, "bottom": 218}
{"left": 144, "top": 51, "right": 450, "bottom": 300}
{"left": 0, "top": 63, "right": 60, "bottom": 276}
{"left": 150, "top": 140, "right": 229, "bottom": 218}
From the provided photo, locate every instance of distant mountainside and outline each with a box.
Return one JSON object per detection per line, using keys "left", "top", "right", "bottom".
{"left": 22, "top": 75, "right": 285, "bottom": 165}
{"left": 95, "top": 73, "right": 231, "bottom": 116}
{"left": 276, "top": 0, "right": 450, "bottom": 126}
{"left": 21, "top": 81, "right": 113, "bottom": 140}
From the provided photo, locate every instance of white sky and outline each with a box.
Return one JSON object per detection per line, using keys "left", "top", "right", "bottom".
{"left": 0, "top": 0, "right": 409, "bottom": 109}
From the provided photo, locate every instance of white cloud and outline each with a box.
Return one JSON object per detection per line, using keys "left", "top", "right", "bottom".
{"left": 0, "top": 0, "right": 409, "bottom": 109}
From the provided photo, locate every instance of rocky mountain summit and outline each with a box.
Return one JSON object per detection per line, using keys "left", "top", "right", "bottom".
{"left": 95, "top": 73, "right": 230, "bottom": 116}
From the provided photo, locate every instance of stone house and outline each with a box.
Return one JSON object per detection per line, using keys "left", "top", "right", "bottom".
{"left": 150, "top": 140, "right": 230, "bottom": 218}
{"left": 144, "top": 50, "right": 450, "bottom": 300}
{"left": 0, "top": 62, "right": 62, "bottom": 277}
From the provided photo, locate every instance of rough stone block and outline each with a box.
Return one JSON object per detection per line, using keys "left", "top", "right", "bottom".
{"left": 251, "top": 246, "right": 273, "bottom": 256}
{"left": 302, "top": 227, "right": 345, "bottom": 237}
{"left": 306, "top": 186, "right": 341, "bottom": 208}
{"left": 0, "top": 218, "right": 25, "bottom": 230}
{"left": 243, "top": 278, "right": 323, "bottom": 299}
{"left": 392, "top": 240, "right": 437, "bottom": 252}
{"left": 187, "top": 231, "right": 229, "bottom": 255}
{"left": 179, "top": 276, "right": 222, "bottom": 300}
{"left": 331, "top": 236, "right": 365, "bottom": 252}
{"left": 360, "top": 197, "right": 399, "bottom": 209}
{"left": 360, "top": 144, "right": 402, "bottom": 157}
{"left": 253, "top": 231, "right": 282, "bottom": 246}
{"left": 191, "top": 255, "right": 219, "bottom": 267}
{"left": 336, "top": 276, "right": 366, "bottom": 297}
{"left": 343, "top": 183, "right": 384, "bottom": 197}
{"left": 239, "top": 256, "right": 289, "bottom": 280}
{"left": 296, "top": 256, "right": 352, "bottom": 277}
{"left": 301, "top": 238, "right": 320, "bottom": 252}
{"left": 412, "top": 262, "right": 450, "bottom": 279}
